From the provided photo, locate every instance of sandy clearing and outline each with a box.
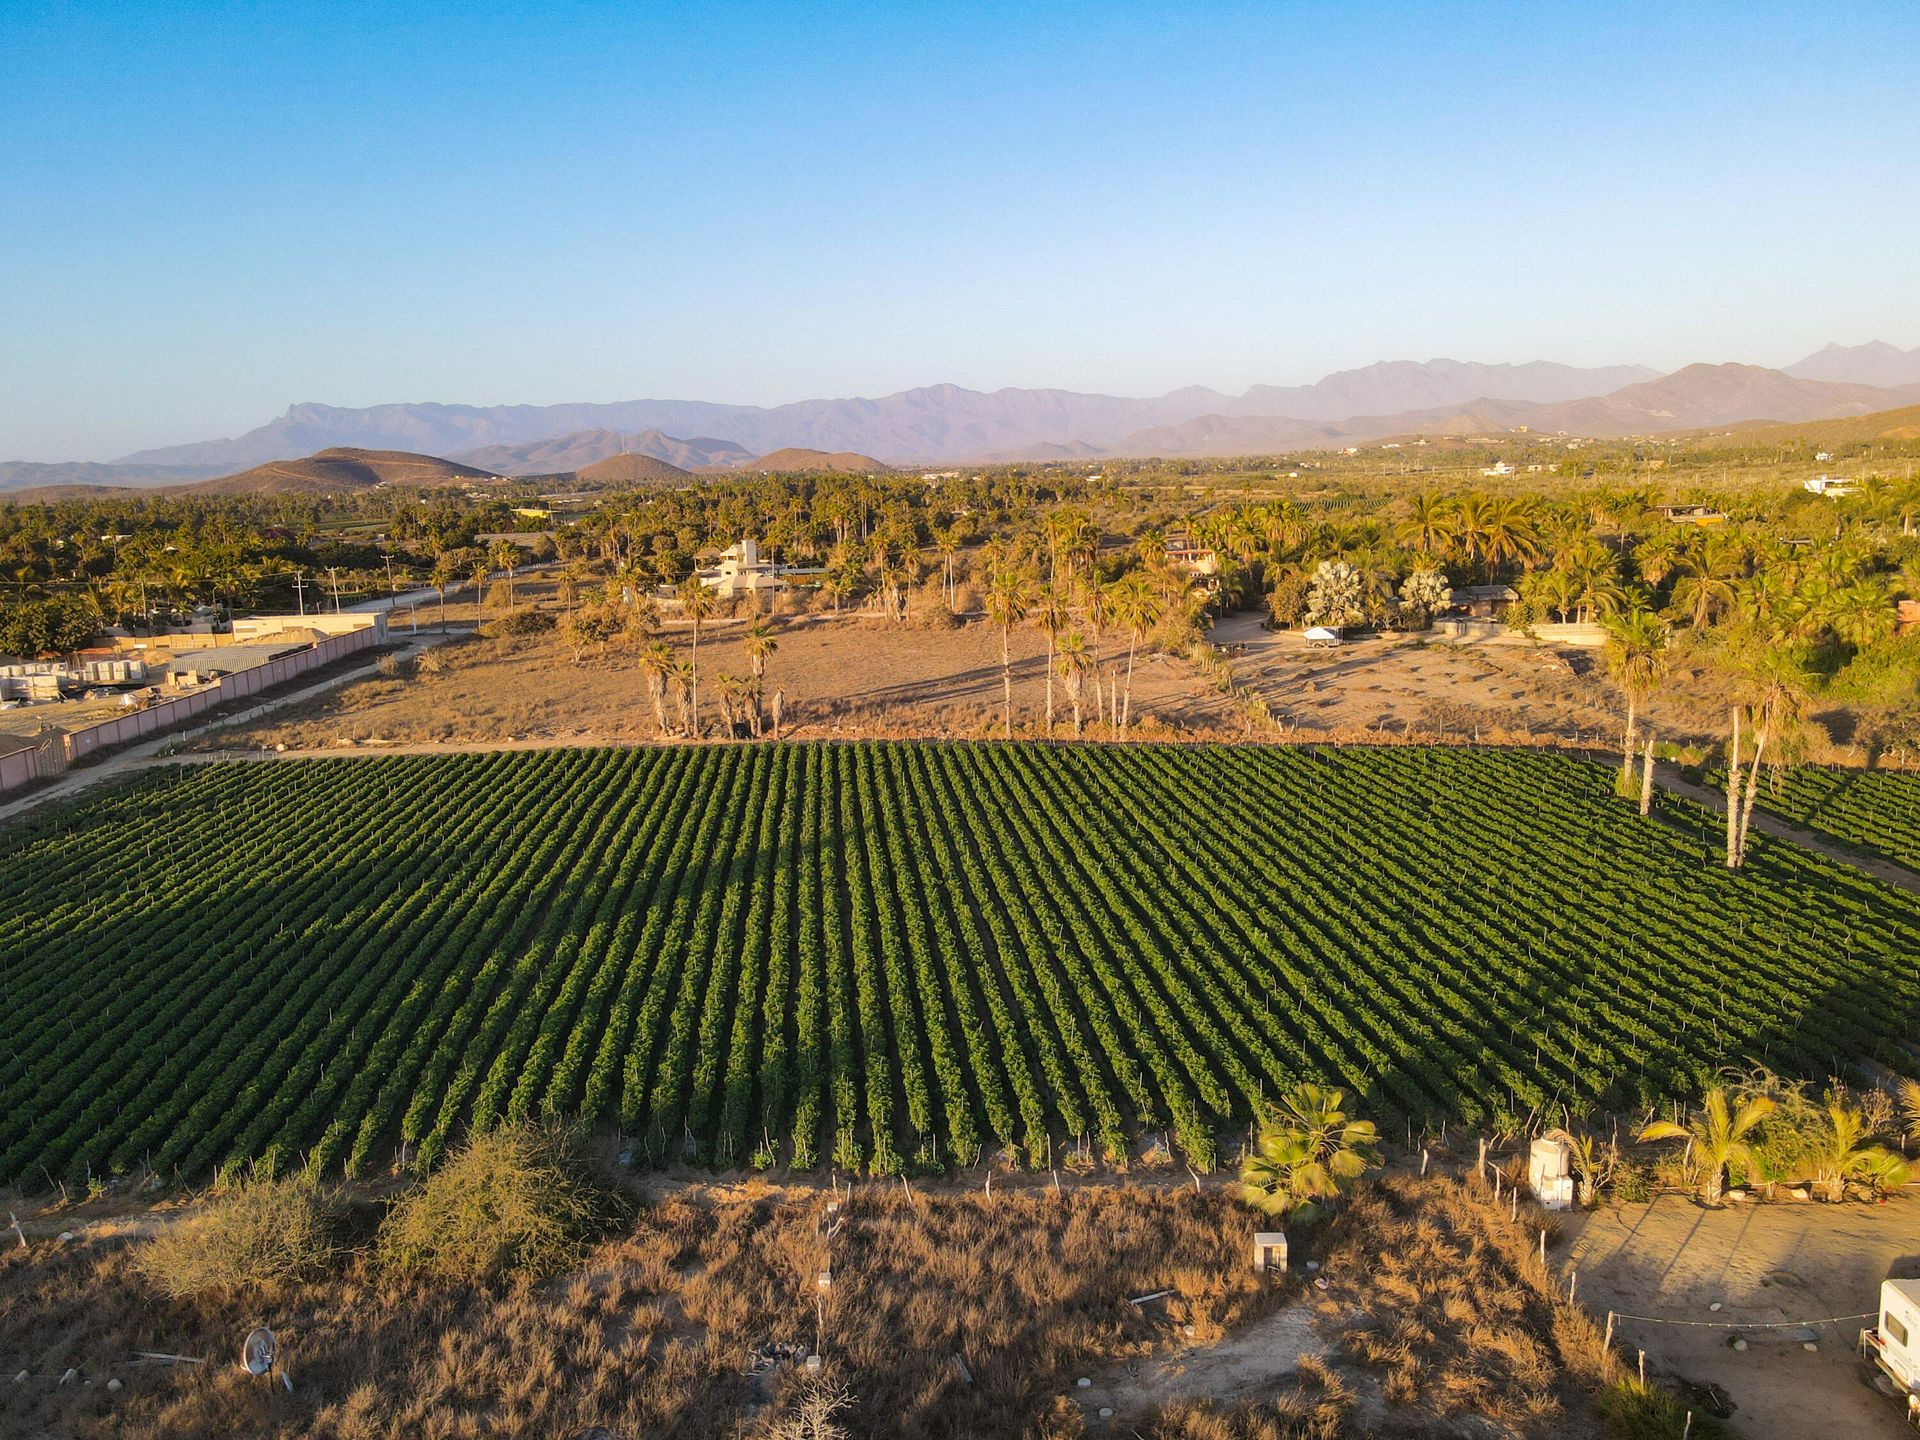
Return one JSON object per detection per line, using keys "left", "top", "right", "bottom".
{"left": 1564, "top": 1194, "right": 1920, "bottom": 1438}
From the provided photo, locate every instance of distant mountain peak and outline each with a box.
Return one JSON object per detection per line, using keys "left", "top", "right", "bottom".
{"left": 1784, "top": 340, "right": 1920, "bottom": 388}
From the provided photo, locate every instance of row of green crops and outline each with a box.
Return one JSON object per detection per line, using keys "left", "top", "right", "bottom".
{"left": 4, "top": 742, "right": 1918, "bottom": 1187}
{"left": 1704, "top": 763, "right": 1920, "bottom": 871}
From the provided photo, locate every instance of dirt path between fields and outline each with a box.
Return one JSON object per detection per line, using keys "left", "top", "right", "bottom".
{"left": 1651, "top": 763, "right": 1920, "bottom": 897}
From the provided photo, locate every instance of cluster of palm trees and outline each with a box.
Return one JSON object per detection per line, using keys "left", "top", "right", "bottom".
{"left": 632, "top": 582, "right": 781, "bottom": 740}
{"left": 1635, "top": 1074, "right": 1915, "bottom": 1206}
{"left": 978, "top": 518, "right": 1201, "bottom": 740}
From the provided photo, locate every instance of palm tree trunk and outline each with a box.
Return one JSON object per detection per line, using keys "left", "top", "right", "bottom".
{"left": 1737, "top": 725, "right": 1769, "bottom": 865}
{"left": 1000, "top": 624, "right": 1013, "bottom": 738}
{"left": 1639, "top": 730, "right": 1657, "bottom": 816}
{"left": 1044, "top": 630, "right": 1055, "bottom": 736}
{"left": 1620, "top": 694, "right": 1637, "bottom": 793}
{"left": 1121, "top": 633, "right": 1138, "bottom": 735}
{"left": 689, "top": 623, "right": 700, "bottom": 738}
{"left": 1725, "top": 707, "right": 1742, "bottom": 869}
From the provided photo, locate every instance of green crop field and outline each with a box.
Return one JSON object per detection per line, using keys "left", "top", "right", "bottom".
{"left": 4, "top": 742, "right": 1918, "bottom": 1189}
{"left": 1708, "top": 763, "right": 1920, "bottom": 872}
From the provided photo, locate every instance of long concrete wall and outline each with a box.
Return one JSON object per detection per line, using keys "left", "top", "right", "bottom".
{"left": 0, "top": 624, "right": 386, "bottom": 790}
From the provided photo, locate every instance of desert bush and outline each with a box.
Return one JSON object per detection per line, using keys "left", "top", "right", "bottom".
{"left": 482, "top": 608, "right": 556, "bottom": 638}
{"left": 136, "top": 1172, "right": 342, "bottom": 1296}
{"left": 376, "top": 1119, "right": 623, "bottom": 1283}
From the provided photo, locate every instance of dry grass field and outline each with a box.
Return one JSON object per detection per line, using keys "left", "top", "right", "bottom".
{"left": 203, "top": 578, "right": 1747, "bottom": 755}
{"left": 0, "top": 1170, "right": 1688, "bottom": 1440}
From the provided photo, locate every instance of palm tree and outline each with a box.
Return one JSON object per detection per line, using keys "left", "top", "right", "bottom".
{"left": 429, "top": 554, "right": 456, "bottom": 633}
{"left": 1106, "top": 571, "right": 1165, "bottom": 737}
{"left": 1481, "top": 496, "right": 1543, "bottom": 575}
{"left": 488, "top": 540, "right": 521, "bottom": 610}
{"left": 1667, "top": 535, "right": 1744, "bottom": 630}
{"left": 639, "top": 640, "right": 675, "bottom": 735}
{"left": 743, "top": 619, "right": 778, "bottom": 682}
{"left": 469, "top": 560, "right": 492, "bottom": 609}
{"left": 934, "top": 526, "right": 961, "bottom": 610}
{"left": 1055, "top": 630, "right": 1090, "bottom": 735}
{"left": 1807, "top": 1097, "right": 1910, "bottom": 1203}
{"left": 1395, "top": 492, "right": 1454, "bottom": 558}
{"left": 983, "top": 566, "right": 1035, "bottom": 739}
{"left": 1081, "top": 574, "right": 1115, "bottom": 731}
{"left": 676, "top": 574, "right": 718, "bottom": 737}
{"left": 1602, "top": 607, "right": 1669, "bottom": 795}
{"left": 1031, "top": 584, "right": 1071, "bottom": 736}
{"left": 1889, "top": 1082, "right": 1920, "bottom": 1159}
{"left": 1238, "top": 1084, "right": 1381, "bottom": 1225}
{"left": 1638, "top": 1086, "right": 1775, "bottom": 1205}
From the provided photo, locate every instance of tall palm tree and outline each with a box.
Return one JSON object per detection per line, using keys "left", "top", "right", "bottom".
{"left": 1055, "top": 629, "right": 1090, "bottom": 735}
{"left": 1238, "top": 1084, "right": 1381, "bottom": 1225}
{"left": 1481, "top": 496, "right": 1543, "bottom": 575}
{"left": 934, "top": 526, "right": 961, "bottom": 610}
{"left": 469, "top": 559, "right": 492, "bottom": 609}
{"left": 983, "top": 566, "right": 1035, "bottom": 739}
{"left": 1031, "top": 584, "right": 1071, "bottom": 736}
{"left": 488, "top": 540, "right": 521, "bottom": 610}
{"left": 743, "top": 619, "right": 778, "bottom": 682}
{"left": 1638, "top": 1086, "right": 1774, "bottom": 1206}
{"left": 1602, "top": 607, "right": 1669, "bottom": 795}
{"left": 639, "top": 640, "right": 675, "bottom": 735}
{"left": 1081, "top": 575, "right": 1115, "bottom": 731}
{"left": 429, "top": 554, "right": 456, "bottom": 633}
{"left": 676, "top": 574, "right": 718, "bottom": 737}
{"left": 1106, "top": 571, "right": 1165, "bottom": 737}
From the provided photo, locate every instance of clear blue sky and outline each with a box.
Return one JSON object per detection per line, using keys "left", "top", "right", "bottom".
{"left": 3, "top": 0, "right": 1918, "bottom": 460}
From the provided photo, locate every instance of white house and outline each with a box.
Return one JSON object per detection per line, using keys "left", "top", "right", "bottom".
{"left": 1803, "top": 475, "right": 1858, "bottom": 497}
{"left": 694, "top": 539, "right": 824, "bottom": 597}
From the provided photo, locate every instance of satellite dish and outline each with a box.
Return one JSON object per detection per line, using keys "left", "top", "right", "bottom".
{"left": 242, "top": 1327, "right": 276, "bottom": 1377}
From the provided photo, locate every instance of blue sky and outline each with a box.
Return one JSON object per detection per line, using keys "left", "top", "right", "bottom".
{"left": 3, "top": 1, "right": 1918, "bottom": 460}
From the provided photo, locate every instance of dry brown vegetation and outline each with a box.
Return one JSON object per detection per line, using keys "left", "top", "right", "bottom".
{"left": 374, "top": 1120, "right": 623, "bottom": 1284}
{"left": 1, "top": 1169, "right": 1738, "bottom": 1440}
{"left": 0, "top": 1182, "right": 1277, "bottom": 1440}
{"left": 134, "top": 1173, "right": 342, "bottom": 1299}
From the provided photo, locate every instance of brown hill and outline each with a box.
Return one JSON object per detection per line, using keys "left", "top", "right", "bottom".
{"left": 747, "top": 448, "right": 889, "bottom": 473}
{"left": 575, "top": 452, "right": 694, "bottom": 484}
{"left": 181, "top": 448, "right": 499, "bottom": 497}
{"left": 1697, "top": 403, "right": 1920, "bottom": 448}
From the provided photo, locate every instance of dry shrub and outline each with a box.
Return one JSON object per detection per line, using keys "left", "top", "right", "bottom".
{"left": 136, "top": 1172, "right": 342, "bottom": 1297}
{"left": 376, "top": 1120, "right": 621, "bottom": 1283}
{"left": 1315, "top": 1174, "right": 1603, "bottom": 1436}
{"left": 1147, "top": 1354, "right": 1353, "bottom": 1439}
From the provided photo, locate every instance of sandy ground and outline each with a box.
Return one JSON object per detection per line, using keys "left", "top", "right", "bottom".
{"left": 208, "top": 586, "right": 1735, "bottom": 752}
{"left": 1565, "top": 1194, "right": 1920, "bottom": 1438}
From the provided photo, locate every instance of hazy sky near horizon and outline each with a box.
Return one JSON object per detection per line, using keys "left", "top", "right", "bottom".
{"left": 4, "top": 1, "right": 1918, "bottom": 461}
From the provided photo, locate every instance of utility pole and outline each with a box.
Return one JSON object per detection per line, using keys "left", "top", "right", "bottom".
{"left": 291, "top": 573, "right": 308, "bottom": 617}
{"left": 326, "top": 567, "right": 343, "bottom": 614}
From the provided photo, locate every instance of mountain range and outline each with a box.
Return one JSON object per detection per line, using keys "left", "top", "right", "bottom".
{"left": 7, "top": 344, "right": 1918, "bottom": 492}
